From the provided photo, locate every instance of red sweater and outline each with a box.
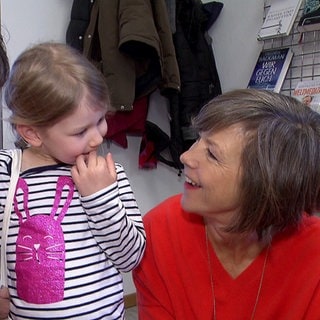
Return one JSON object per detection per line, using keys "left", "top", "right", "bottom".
{"left": 133, "top": 194, "right": 320, "bottom": 320}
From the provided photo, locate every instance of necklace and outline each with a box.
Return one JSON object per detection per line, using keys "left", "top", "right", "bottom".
{"left": 205, "top": 227, "right": 270, "bottom": 320}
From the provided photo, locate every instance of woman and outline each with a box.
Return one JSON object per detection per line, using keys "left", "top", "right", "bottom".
{"left": 133, "top": 89, "right": 320, "bottom": 319}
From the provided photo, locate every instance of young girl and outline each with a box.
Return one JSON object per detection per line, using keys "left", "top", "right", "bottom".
{"left": 0, "top": 42, "right": 146, "bottom": 319}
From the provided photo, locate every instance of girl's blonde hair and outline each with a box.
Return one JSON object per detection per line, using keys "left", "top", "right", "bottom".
{"left": 5, "top": 42, "right": 111, "bottom": 133}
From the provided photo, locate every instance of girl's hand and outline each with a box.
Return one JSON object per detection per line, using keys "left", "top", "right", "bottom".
{"left": 71, "top": 151, "right": 117, "bottom": 196}
{"left": 0, "top": 286, "right": 9, "bottom": 319}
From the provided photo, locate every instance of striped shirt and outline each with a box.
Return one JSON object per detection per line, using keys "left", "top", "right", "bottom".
{"left": 0, "top": 149, "right": 146, "bottom": 319}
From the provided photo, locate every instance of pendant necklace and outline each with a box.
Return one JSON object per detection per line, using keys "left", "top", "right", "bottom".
{"left": 205, "top": 227, "right": 270, "bottom": 320}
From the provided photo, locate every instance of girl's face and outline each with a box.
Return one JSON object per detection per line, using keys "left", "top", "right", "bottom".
{"left": 36, "top": 95, "right": 108, "bottom": 165}
{"left": 179, "top": 124, "right": 244, "bottom": 223}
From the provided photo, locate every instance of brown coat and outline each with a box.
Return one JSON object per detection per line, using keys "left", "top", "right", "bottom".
{"left": 83, "top": 0, "right": 180, "bottom": 111}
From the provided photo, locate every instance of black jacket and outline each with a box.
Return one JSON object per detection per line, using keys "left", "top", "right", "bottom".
{"left": 147, "top": 0, "right": 223, "bottom": 171}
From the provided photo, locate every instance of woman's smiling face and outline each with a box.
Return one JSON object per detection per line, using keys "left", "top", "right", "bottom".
{"left": 179, "top": 124, "right": 245, "bottom": 221}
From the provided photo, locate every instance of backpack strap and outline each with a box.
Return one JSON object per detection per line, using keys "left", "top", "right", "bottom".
{"left": 1, "top": 149, "right": 22, "bottom": 287}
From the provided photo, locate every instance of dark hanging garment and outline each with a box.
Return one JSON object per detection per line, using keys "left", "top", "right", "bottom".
{"left": 172, "top": 0, "right": 223, "bottom": 152}
{"left": 66, "top": 0, "right": 180, "bottom": 112}
{"left": 66, "top": 0, "right": 94, "bottom": 51}
{"left": 145, "top": 0, "right": 223, "bottom": 172}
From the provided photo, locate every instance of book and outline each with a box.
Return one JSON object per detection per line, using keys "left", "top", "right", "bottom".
{"left": 247, "top": 47, "right": 293, "bottom": 93}
{"left": 302, "top": 0, "right": 320, "bottom": 15}
{"left": 292, "top": 79, "right": 320, "bottom": 113}
{"left": 257, "top": 0, "right": 303, "bottom": 40}
{"left": 297, "top": 0, "right": 320, "bottom": 32}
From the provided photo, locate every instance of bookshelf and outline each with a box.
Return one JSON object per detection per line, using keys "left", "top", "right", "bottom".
{"left": 260, "top": 0, "right": 320, "bottom": 96}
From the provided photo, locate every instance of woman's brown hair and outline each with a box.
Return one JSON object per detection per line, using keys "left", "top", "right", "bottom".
{"left": 193, "top": 89, "right": 320, "bottom": 239}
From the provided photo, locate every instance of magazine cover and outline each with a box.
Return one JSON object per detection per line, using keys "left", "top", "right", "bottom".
{"left": 293, "top": 79, "right": 320, "bottom": 113}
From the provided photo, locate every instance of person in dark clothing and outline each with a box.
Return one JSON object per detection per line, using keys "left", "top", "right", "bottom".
{"left": 0, "top": 30, "right": 10, "bottom": 320}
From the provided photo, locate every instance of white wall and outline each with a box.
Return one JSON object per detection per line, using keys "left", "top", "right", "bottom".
{"left": 1, "top": 0, "right": 75, "bottom": 148}
{"left": 207, "top": 0, "right": 264, "bottom": 92}
{"left": 1, "top": 0, "right": 264, "bottom": 295}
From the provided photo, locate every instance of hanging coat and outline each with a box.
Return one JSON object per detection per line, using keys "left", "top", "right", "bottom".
{"left": 67, "top": 0, "right": 180, "bottom": 111}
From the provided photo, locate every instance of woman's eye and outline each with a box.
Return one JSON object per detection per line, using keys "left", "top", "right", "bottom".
{"left": 207, "top": 149, "right": 218, "bottom": 160}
